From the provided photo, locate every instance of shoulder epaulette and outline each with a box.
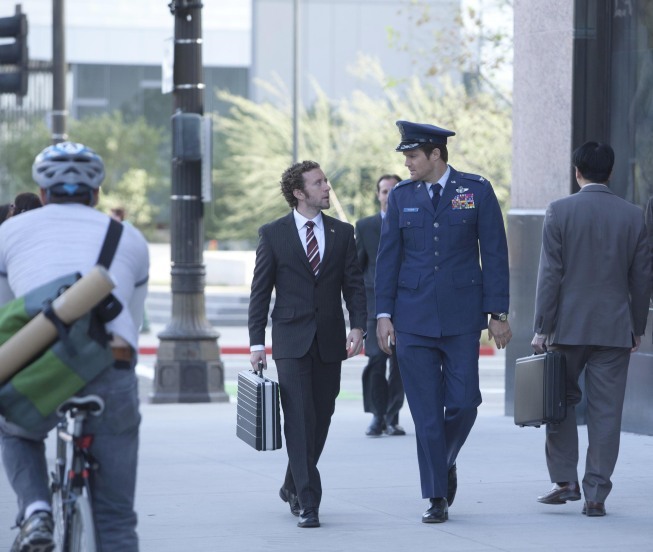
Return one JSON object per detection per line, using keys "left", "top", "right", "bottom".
{"left": 458, "top": 172, "right": 487, "bottom": 183}
{"left": 394, "top": 179, "right": 414, "bottom": 189}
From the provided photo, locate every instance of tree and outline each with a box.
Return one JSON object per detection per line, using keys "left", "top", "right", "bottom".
{"left": 0, "top": 112, "right": 168, "bottom": 237}
{"left": 207, "top": 0, "right": 513, "bottom": 244}
{"left": 208, "top": 56, "right": 511, "bottom": 244}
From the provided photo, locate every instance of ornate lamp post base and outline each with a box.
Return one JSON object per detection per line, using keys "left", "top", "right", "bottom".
{"left": 150, "top": 337, "right": 229, "bottom": 404}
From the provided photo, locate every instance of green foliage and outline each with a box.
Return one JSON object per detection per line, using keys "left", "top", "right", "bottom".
{"left": 209, "top": 57, "right": 511, "bottom": 244}
{"left": 0, "top": 124, "right": 51, "bottom": 202}
{"left": 0, "top": 112, "right": 169, "bottom": 236}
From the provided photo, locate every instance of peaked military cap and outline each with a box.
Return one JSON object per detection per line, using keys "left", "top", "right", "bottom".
{"left": 395, "top": 120, "right": 456, "bottom": 151}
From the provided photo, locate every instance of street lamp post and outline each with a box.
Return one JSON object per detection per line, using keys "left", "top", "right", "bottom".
{"left": 150, "top": 0, "right": 228, "bottom": 404}
{"left": 52, "top": 0, "right": 66, "bottom": 143}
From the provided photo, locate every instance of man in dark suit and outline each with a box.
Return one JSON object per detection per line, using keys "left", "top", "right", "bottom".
{"left": 532, "top": 141, "right": 651, "bottom": 517}
{"left": 375, "top": 121, "right": 512, "bottom": 523}
{"left": 248, "top": 160, "right": 366, "bottom": 529}
{"left": 355, "top": 173, "right": 405, "bottom": 437}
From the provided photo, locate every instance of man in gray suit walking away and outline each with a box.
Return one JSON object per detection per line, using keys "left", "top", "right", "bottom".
{"left": 248, "top": 160, "right": 366, "bottom": 529}
{"left": 531, "top": 141, "right": 651, "bottom": 517}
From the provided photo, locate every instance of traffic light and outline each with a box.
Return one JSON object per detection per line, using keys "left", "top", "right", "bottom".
{"left": 0, "top": 10, "right": 28, "bottom": 96}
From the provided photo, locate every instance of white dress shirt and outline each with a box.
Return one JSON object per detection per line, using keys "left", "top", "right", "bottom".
{"left": 293, "top": 210, "right": 325, "bottom": 259}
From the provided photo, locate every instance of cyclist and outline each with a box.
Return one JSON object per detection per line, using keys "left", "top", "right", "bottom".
{"left": 0, "top": 142, "right": 149, "bottom": 552}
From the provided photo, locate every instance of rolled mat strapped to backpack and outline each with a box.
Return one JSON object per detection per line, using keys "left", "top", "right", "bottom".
{"left": 0, "top": 219, "right": 124, "bottom": 432}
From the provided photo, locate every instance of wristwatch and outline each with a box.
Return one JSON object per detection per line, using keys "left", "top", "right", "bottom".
{"left": 490, "top": 312, "right": 508, "bottom": 322}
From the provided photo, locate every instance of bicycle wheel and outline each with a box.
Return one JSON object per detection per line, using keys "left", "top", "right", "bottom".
{"left": 69, "top": 495, "right": 97, "bottom": 552}
{"left": 51, "top": 486, "right": 65, "bottom": 551}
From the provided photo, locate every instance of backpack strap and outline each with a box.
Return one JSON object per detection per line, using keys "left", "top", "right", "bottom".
{"left": 96, "top": 218, "right": 124, "bottom": 269}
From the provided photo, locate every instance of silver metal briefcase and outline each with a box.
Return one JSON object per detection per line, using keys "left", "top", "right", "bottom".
{"left": 236, "top": 362, "right": 282, "bottom": 451}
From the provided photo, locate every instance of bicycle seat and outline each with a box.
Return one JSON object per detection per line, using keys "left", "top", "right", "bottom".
{"left": 56, "top": 395, "right": 105, "bottom": 417}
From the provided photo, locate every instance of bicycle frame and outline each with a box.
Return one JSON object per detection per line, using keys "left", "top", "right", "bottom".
{"left": 51, "top": 395, "right": 103, "bottom": 552}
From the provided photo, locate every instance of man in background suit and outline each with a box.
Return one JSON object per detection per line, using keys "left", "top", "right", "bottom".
{"left": 532, "top": 141, "right": 651, "bottom": 517}
{"left": 355, "top": 173, "right": 405, "bottom": 437}
{"left": 248, "top": 160, "right": 366, "bottom": 529}
{"left": 375, "top": 121, "right": 512, "bottom": 523}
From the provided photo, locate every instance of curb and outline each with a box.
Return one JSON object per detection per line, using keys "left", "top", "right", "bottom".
{"left": 138, "top": 345, "right": 496, "bottom": 356}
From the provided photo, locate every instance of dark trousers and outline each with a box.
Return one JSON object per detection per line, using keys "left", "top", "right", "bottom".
{"left": 276, "top": 338, "right": 341, "bottom": 510}
{"left": 362, "top": 348, "right": 404, "bottom": 425}
{"left": 396, "top": 330, "right": 481, "bottom": 499}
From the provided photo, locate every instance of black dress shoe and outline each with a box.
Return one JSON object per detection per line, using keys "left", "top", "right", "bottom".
{"left": 537, "top": 482, "right": 581, "bottom": 505}
{"left": 385, "top": 424, "right": 406, "bottom": 436}
{"left": 422, "top": 497, "right": 448, "bottom": 523}
{"left": 582, "top": 500, "right": 606, "bottom": 517}
{"left": 297, "top": 508, "right": 320, "bottom": 528}
{"left": 279, "top": 487, "right": 300, "bottom": 517}
{"left": 447, "top": 464, "right": 457, "bottom": 506}
{"left": 365, "top": 417, "right": 384, "bottom": 436}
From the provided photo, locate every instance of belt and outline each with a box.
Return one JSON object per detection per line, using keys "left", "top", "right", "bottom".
{"left": 111, "top": 346, "right": 133, "bottom": 362}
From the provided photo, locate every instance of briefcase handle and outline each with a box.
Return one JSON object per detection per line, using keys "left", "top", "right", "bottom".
{"left": 255, "top": 360, "right": 264, "bottom": 377}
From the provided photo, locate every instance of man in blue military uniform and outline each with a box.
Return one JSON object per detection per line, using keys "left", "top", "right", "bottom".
{"left": 375, "top": 120, "right": 512, "bottom": 523}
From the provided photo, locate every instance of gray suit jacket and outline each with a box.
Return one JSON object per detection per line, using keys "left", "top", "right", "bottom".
{"left": 248, "top": 211, "right": 366, "bottom": 362}
{"left": 534, "top": 184, "right": 651, "bottom": 347}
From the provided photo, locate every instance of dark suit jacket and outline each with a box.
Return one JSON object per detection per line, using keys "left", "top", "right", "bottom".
{"left": 355, "top": 212, "right": 382, "bottom": 316}
{"left": 355, "top": 213, "right": 383, "bottom": 356}
{"left": 534, "top": 184, "right": 651, "bottom": 347}
{"left": 248, "top": 211, "right": 366, "bottom": 362}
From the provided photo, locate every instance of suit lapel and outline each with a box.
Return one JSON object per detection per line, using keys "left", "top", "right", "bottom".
{"left": 436, "top": 167, "right": 461, "bottom": 218}
{"left": 413, "top": 181, "right": 434, "bottom": 215}
{"left": 372, "top": 213, "right": 382, "bottom": 243}
{"left": 284, "top": 211, "right": 315, "bottom": 275}
{"left": 321, "top": 214, "right": 336, "bottom": 270}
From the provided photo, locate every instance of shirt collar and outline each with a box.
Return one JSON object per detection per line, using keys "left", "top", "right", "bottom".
{"left": 293, "top": 209, "right": 323, "bottom": 230}
{"left": 425, "top": 165, "right": 451, "bottom": 192}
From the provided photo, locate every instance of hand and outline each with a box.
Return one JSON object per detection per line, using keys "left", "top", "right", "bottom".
{"left": 531, "top": 333, "right": 547, "bottom": 354}
{"left": 488, "top": 319, "right": 512, "bottom": 349}
{"left": 376, "top": 317, "right": 395, "bottom": 355}
{"left": 346, "top": 328, "right": 364, "bottom": 358}
{"left": 250, "top": 351, "right": 266, "bottom": 371}
{"left": 631, "top": 334, "right": 641, "bottom": 353}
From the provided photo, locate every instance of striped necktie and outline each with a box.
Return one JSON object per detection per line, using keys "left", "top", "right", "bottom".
{"left": 305, "top": 220, "right": 320, "bottom": 276}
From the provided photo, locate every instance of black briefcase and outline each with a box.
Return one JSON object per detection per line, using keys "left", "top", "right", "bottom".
{"left": 514, "top": 351, "right": 567, "bottom": 427}
{"left": 236, "top": 363, "right": 282, "bottom": 451}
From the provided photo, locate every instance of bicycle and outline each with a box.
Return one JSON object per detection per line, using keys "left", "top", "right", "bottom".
{"left": 50, "top": 395, "right": 104, "bottom": 552}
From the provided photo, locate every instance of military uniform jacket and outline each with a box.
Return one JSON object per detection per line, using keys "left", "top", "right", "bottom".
{"left": 248, "top": 211, "right": 367, "bottom": 362}
{"left": 375, "top": 166, "right": 509, "bottom": 337}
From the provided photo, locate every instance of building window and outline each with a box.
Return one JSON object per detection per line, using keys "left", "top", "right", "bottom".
{"left": 574, "top": 0, "right": 653, "bottom": 205}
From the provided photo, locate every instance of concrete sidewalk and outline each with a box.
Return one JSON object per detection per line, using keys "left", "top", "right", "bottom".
{"left": 1, "top": 326, "right": 652, "bottom": 551}
{"left": 130, "top": 401, "right": 653, "bottom": 552}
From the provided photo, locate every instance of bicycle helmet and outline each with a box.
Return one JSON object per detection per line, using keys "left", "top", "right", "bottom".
{"left": 32, "top": 142, "right": 105, "bottom": 192}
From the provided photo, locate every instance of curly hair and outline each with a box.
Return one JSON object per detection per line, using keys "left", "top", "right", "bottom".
{"left": 280, "top": 160, "right": 321, "bottom": 208}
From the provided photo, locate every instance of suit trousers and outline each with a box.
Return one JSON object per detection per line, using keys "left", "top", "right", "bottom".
{"left": 395, "top": 330, "right": 481, "bottom": 499}
{"left": 276, "top": 338, "right": 341, "bottom": 510}
{"left": 362, "top": 348, "right": 404, "bottom": 426}
{"left": 545, "top": 344, "right": 630, "bottom": 503}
